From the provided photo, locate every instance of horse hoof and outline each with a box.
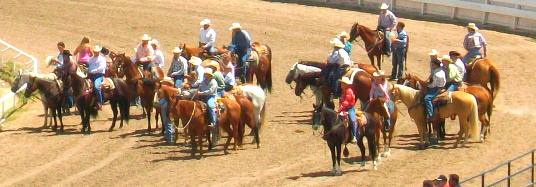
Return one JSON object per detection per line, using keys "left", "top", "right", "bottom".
{"left": 359, "top": 162, "right": 365, "bottom": 167}
{"left": 108, "top": 128, "right": 114, "bottom": 132}
{"left": 384, "top": 151, "right": 391, "bottom": 157}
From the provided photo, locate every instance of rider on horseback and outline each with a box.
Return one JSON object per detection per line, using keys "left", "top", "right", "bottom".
{"left": 87, "top": 45, "right": 107, "bottom": 110}
{"left": 324, "top": 38, "right": 351, "bottom": 98}
{"left": 223, "top": 62, "right": 236, "bottom": 92}
{"left": 135, "top": 34, "right": 155, "bottom": 72}
{"left": 377, "top": 3, "right": 397, "bottom": 56}
{"left": 337, "top": 31, "right": 352, "bottom": 55}
{"left": 207, "top": 61, "right": 226, "bottom": 97}
{"left": 449, "top": 51, "right": 466, "bottom": 81}
{"left": 189, "top": 56, "right": 205, "bottom": 88}
{"left": 195, "top": 68, "right": 218, "bottom": 128}
{"left": 462, "top": 23, "right": 487, "bottom": 64}
{"left": 228, "top": 22, "right": 252, "bottom": 84}
{"left": 424, "top": 58, "right": 446, "bottom": 123}
{"left": 441, "top": 55, "right": 463, "bottom": 92}
{"left": 168, "top": 47, "right": 189, "bottom": 88}
{"left": 370, "top": 70, "right": 394, "bottom": 131}
{"left": 337, "top": 77, "right": 358, "bottom": 141}
{"left": 199, "top": 19, "right": 217, "bottom": 57}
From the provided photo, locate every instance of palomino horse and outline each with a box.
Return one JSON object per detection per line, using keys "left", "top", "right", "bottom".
{"left": 20, "top": 75, "right": 65, "bottom": 132}
{"left": 466, "top": 58, "right": 500, "bottom": 102}
{"left": 402, "top": 73, "right": 493, "bottom": 140}
{"left": 349, "top": 22, "right": 409, "bottom": 70}
{"left": 112, "top": 53, "right": 159, "bottom": 133}
{"left": 390, "top": 84, "right": 479, "bottom": 148}
{"left": 69, "top": 73, "right": 99, "bottom": 134}
{"left": 247, "top": 42, "right": 273, "bottom": 93}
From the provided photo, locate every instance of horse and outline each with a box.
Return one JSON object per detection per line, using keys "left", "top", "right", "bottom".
{"left": 246, "top": 42, "right": 273, "bottom": 93}
{"left": 390, "top": 84, "right": 480, "bottom": 148}
{"left": 101, "top": 77, "right": 131, "bottom": 131}
{"left": 349, "top": 22, "right": 409, "bottom": 70}
{"left": 214, "top": 98, "right": 242, "bottom": 154}
{"left": 465, "top": 58, "right": 500, "bottom": 102}
{"left": 401, "top": 73, "right": 493, "bottom": 141}
{"left": 234, "top": 95, "right": 260, "bottom": 148}
{"left": 112, "top": 53, "right": 159, "bottom": 133}
{"left": 12, "top": 71, "right": 59, "bottom": 127}
{"left": 232, "top": 85, "right": 267, "bottom": 138}
{"left": 357, "top": 98, "right": 391, "bottom": 170}
{"left": 284, "top": 61, "right": 377, "bottom": 86}
{"left": 179, "top": 43, "right": 228, "bottom": 60}
{"left": 18, "top": 75, "right": 65, "bottom": 132}
{"left": 69, "top": 73, "right": 98, "bottom": 134}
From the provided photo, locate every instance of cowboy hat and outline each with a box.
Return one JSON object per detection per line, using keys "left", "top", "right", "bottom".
{"left": 330, "top": 38, "right": 345, "bottom": 48}
{"left": 229, "top": 22, "right": 242, "bottom": 31}
{"left": 428, "top": 49, "right": 438, "bottom": 56}
{"left": 204, "top": 68, "right": 214, "bottom": 76}
{"left": 93, "top": 45, "right": 102, "bottom": 52}
{"left": 160, "top": 77, "right": 174, "bottom": 86}
{"left": 200, "top": 18, "right": 211, "bottom": 26}
{"left": 45, "top": 56, "right": 56, "bottom": 67}
{"left": 189, "top": 56, "right": 202, "bottom": 66}
{"left": 340, "top": 76, "right": 352, "bottom": 85}
{"left": 150, "top": 39, "right": 159, "bottom": 47}
{"left": 373, "top": 70, "right": 385, "bottom": 77}
{"left": 440, "top": 55, "right": 453, "bottom": 63}
{"left": 207, "top": 60, "right": 220, "bottom": 71}
{"left": 172, "top": 47, "right": 182, "bottom": 53}
{"left": 140, "top": 34, "right": 151, "bottom": 41}
{"left": 467, "top": 23, "right": 479, "bottom": 30}
{"left": 338, "top": 31, "right": 350, "bottom": 39}
{"left": 380, "top": 3, "right": 389, "bottom": 10}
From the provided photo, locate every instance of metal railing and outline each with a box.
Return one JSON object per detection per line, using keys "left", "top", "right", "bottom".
{"left": 0, "top": 39, "right": 37, "bottom": 130}
{"left": 460, "top": 148, "right": 536, "bottom": 187}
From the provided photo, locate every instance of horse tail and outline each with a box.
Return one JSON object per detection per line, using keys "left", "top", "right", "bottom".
{"left": 265, "top": 44, "right": 273, "bottom": 93}
{"left": 343, "top": 145, "right": 349, "bottom": 157}
{"left": 489, "top": 65, "right": 500, "bottom": 102}
{"left": 259, "top": 100, "right": 267, "bottom": 133}
{"left": 467, "top": 96, "right": 480, "bottom": 141}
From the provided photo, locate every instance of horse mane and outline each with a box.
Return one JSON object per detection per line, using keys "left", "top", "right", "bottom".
{"left": 297, "top": 72, "right": 321, "bottom": 86}
{"left": 33, "top": 78, "right": 61, "bottom": 97}
{"left": 298, "top": 60, "right": 326, "bottom": 69}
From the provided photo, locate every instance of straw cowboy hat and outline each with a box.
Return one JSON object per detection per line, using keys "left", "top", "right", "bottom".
{"left": 373, "top": 70, "right": 385, "bottom": 77}
{"left": 200, "top": 18, "right": 211, "bottom": 26}
{"left": 467, "top": 23, "right": 479, "bottom": 30}
{"left": 380, "top": 3, "right": 389, "bottom": 10}
{"left": 330, "top": 38, "right": 345, "bottom": 48}
{"left": 160, "top": 77, "right": 174, "bottom": 86}
{"left": 440, "top": 55, "right": 453, "bottom": 63}
{"left": 428, "top": 49, "right": 438, "bottom": 56}
{"left": 172, "top": 47, "right": 182, "bottom": 53}
{"left": 150, "top": 39, "right": 160, "bottom": 47}
{"left": 204, "top": 68, "right": 214, "bottom": 76}
{"left": 338, "top": 31, "right": 350, "bottom": 39}
{"left": 45, "top": 56, "right": 56, "bottom": 67}
{"left": 340, "top": 76, "right": 352, "bottom": 85}
{"left": 189, "top": 56, "right": 203, "bottom": 66}
{"left": 229, "top": 22, "right": 242, "bottom": 31}
{"left": 140, "top": 34, "right": 151, "bottom": 41}
{"left": 207, "top": 60, "right": 221, "bottom": 71}
{"left": 93, "top": 45, "right": 102, "bottom": 52}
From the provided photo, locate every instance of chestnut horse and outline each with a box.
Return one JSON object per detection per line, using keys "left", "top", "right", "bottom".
{"left": 349, "top": 22, "right": 409, "bottom": 70}
{"left": 466, "top": 58, "right": 500, "bottom": 102}
{"left": 247, "top": 42, "right": 273, "bottom": 93}
{"left": 179, "top": 43, "right": 227, "bottom": 60}
{"left": 234, "top": 95, "right": 260, "bottom": 148}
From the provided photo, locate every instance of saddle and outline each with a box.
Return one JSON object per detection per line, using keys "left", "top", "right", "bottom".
{"left": 101, "top": 77, "right": 116, "bottom": 91}
{"left": 432, "top": 91, "right": 453, "bottom": 107}
{"left": 82, "top": 79, "right": 93, "bottom": 96}
{"left": 355, "top": 111, "right": 368, "bottom": 128}
{"left": 342, "top": 67, "right": 362, "bottom": 81}
{"left": 466, "top": 56, "right": 484, "bottom": 70}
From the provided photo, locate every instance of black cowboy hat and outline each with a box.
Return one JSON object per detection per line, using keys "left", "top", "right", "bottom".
{"left": 63, "top": 50, "right": 72, "bottom": 56}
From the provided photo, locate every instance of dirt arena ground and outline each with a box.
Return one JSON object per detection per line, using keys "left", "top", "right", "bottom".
{"left": 0, "top": 0, "right": 535, "bottom": 186}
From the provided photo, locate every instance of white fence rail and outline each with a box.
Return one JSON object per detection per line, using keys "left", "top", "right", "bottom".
{"left": 0, "top": 39, "right": 38, "bottom": 129}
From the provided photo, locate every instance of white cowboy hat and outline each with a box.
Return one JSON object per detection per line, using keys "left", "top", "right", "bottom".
{"left": 340, "top": 77, "right": 352, "bottom": 85}
{"left": 338, "top": 31, "right": 350, "bottom": 39}
{"left": 204, "top": 68, "right": 214, "bottom": 76}
{"left": 467, "top": 23, "right": 479, "bottom": 30}
{"left": 93, "top": 45, "right": 102, "bottom": 52}
{"left": 172, "top": 47, "right": 182, "bottom": 53}
{"left": 141, "top": 34, "right": 151, "bottom": 41}
{"left": 45, "top": 56, "right": 56, "bottom": 67}
{"left": 440, "top": 55, "right": 453, "bottom": 63}
{"left": 200, "top": 18, "right": 211, "bottom": 26}
{"left": 373, "top": 70, "right": 385, "bottom": 77}
{"left": 160, "top": 77, "right": 174, "bottom": 85}
{"left": 229, "top": 22, "right": 242, "bottom": 31}
{"left": 150, "top": 39, "right": 159, "bottom": 47}
{"left": 380, "top": 3, "right": 389, "bottom": 10}
{"left": 207, "top": 60, "right": 220, "bottom": 71}
{"left": 428, "top": 49, "right": 438, "bottom": 56}
{"left": 330, "top": 38, "right": 345, "bottom": 48}
{"left": 189, "top": 56, "right": 202, "bottom": 66}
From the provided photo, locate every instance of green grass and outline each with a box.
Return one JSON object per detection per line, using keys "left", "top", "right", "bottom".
{"left": 0, "top": 61, "right": 16, "bottom": 84}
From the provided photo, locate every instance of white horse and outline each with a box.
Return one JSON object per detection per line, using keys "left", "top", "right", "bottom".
{"left": 234, "top": 84, "right": 267, "bottom": 144}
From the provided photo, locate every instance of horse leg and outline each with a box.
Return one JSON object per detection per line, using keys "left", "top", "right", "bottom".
{"left": 43, "top": 105, "right": 49, "bottom": 127}
{"left": 254, "top": 127, "right": 260, "bottom": 149}
{"left": 198, "top": 134, "right": 204, "bottom": 158}
{"left": 381, "top": 131, "right": 388, "bottom": 157}
{"left": 86, "top": 108, "right": 92, "bottom": 134}
{"left": 377, "top": 54, "right": 382, "bottom": 70}
{"left": 146, "top": 106, "right": 152, "bottom": 134}
{"left": 328, "top": 142, "right": 337, "bottom": 175}
{"left": 190, "top": 134, "right": 196, "bottom": 157}
{"left": 368, "top": 55, "right": 377, "bottom": 70}
{"left": 336, "top": 144, "right": 342, "bottom": 176}
{"left": 357, "top": 136, "right": 366, "bottom": 167}
{"left": 223, "top": 122, "right": 233, "bottom": 154}
{"left": 52, "top": 109, "right": 58, "bottom": 132}
{"left": 368, "top": 134, "right": 378, "bottom": 170}
{"left": 57, "top": 106, "right": 64, "bottom": 132}
{"left": 416, "top": 121, "right": 427, "bottom": 149}
{"left": 109, "top": 101, "right": 118, "bottom": 132}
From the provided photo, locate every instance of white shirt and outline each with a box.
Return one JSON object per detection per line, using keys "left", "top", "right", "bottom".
{"left": 88, "top": 54, "right": 106, "bottom": 74}
{"left": 327, "top": 48, "right": 351, "bottom": 66}
{"left": 153, "top": 49, "right": 165, "bottom": 68}
{"left": 199, "top": 28, "right": 216, "bottom": 48}
{"left": 454, "top": 59, "right": 466, "bottom": 78}
{"left": 56, "top": 52, "right": 64, "bottom": 67}
{"left": 428, "top": 68, "right": 446, "bottom": 88}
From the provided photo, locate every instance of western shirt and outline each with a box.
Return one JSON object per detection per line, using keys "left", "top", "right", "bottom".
{"left": 88, "top": 54, "right": 106, "bottom": 74}
{"left": 199, "top": 28, "right": 216, "bottom": 48}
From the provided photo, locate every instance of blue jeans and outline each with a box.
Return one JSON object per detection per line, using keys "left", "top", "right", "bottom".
{"left": 462, "top": 48, "right": 481, "bottom": 63}
{"left": 391, "top": 47, "right": 405, "bottom": 79}
{"left": 446, "top": 82, "right": 460, "bottom": 92}
{"left": 381, "top": 29, "right": 392, "bottom": 54}
{"left": 236, "top": 49, "right": 251, "bottom": 83}
{"left": 424, "top": 87, "right": 440, "bottom": 119}
{"left": 217, "top": 90, "right": 224, "bottom": 97}
{"left": 159, "top": 98, "right": 174, "bottom": 143}
{"left": 174, "top": 75, "right": 184, "bottom": 88}
{"left": 90, "top": 73, "right": 104, "bottom": 104}
{"left": 205, "top": 96, "right": 217, "bottom": 127}
{"left": 142, "top": 62, "right": 153, "bottom": 72}
{"left": 347, "top": 107, "right": 358, "bottom": 138}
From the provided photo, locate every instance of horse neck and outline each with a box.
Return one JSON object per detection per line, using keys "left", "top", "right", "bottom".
{"left": 398, "top": 86, "right": 419, "bottom": 107}
{"left": 124, "top": 60, "right": 141, "bottom": 80}
{"left": 36, "top": 79, "right": 58, "bottom": 96}
{"left": 70, "top": 76, "right": 85, "bottom": 96}
{"left": 359, "top": 26, "right": 377, "bottom": 48}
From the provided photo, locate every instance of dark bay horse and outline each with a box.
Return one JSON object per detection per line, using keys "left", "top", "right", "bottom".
{"left": 247, "top": 42, "right": 273, "bottom": 93}
{"left": 20, "top": 75, "right": 65, "bottom": 132}
{"left": 69, "top": 73, "right": 98, "bottom": 134}
{"left": 12, "top": 72, "right": 58, "bottom": 128}
{"left": 312, "top": 105, "right": 349, "bottom": 176}
{"left": 101, "top": 78, "right": 131, "bottom": 131}
{"left": 466, "top": 58, "right": 500, "bottom": 103}
{"left": 359, "top": 98, "right": 391, "bottom": 170}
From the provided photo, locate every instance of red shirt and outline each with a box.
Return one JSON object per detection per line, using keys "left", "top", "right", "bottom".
{"left": 337, "top": 86, "right": 356, "bottom": 113}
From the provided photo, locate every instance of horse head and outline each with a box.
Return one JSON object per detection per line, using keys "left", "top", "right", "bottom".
{"left": 349, "top": 22, "right": 360, "bottom": 42}
{"left": 366, "top": 98, "right": 390, "bottom": 119}
{"left": 11, "top": 70, "right": 29, "bottom": 93}
{"left": 23, "top": 75, "right": 38, "bottom": 98}
{"left": 312, "top": 103, "right": 323, "bottom": 127}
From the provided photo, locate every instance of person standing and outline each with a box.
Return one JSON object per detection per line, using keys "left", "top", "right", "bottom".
{"left": 168, "top": 47, "right": 188, "bottom": 88}
{"left": 199, "top": 18, "right": 217, "bottom": 56}
{"left": 462, "top": 23, "right": 487, "bottom": 63}
{"left": 390, "top": 22, "right": 407, "bottom": 81}
{"left": 159, "top": 77, "right": 175, "bottom": 144}
{"left": 377, "top": 3, "right": 397, "bottom": 56}
{"left": 87, "top": 45, "right": 106, "bottom": 110}
{"left": 228, "top": 22, "right": 252, "bottom": 83}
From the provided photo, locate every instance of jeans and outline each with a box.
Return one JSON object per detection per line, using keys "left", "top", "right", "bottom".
{"left": 174, "top": 75, "right": 184, "bottom": 88}
{"left": 217, "top": 90, "right": 224, "bottom": 97}
{"left": 142, "top": 62, "right": 153, "bottom": 72}
{"left": 204, "top": 46, "right": 216, "bottom": 56}
{"left": 205, "top": 96, "right": 217, "bottom": 127}
{"left": 384, "top": 100, "right": 395, "bottom": 128}
{"left": 391, "top": 47, "right": 405, "bottom": 79}
{"left": 347, "top": 107, "right": 358, "bottom": 138}
{"left": 159, "top": 98, "right": 174, "bottom": 143}
{"left": 462, "top": 48, "right": 481, "bottom": 63}
{"left": 236, "top": 48, "right": 251, "bottom": 83}
{"left": 424, "top": 87, "right": 440, "bottom": 119}
{"left": 380, "top": 28, "right": 392, "bottom": 54}
{"left": 90, "top": 73, "right": 104, "bottom": 104}
{"left": 446, "top": 82, "right": 460, "bottom": 92}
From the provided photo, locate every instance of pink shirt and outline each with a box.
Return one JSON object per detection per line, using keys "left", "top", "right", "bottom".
{"left": 135, "top": 43, "right": 154, "bottom": 62}
{"left": 370, "top": 80, "right": 390, "bottom": 101}
{"left": 78, "top": 47, "right": 91, "bottom": 63}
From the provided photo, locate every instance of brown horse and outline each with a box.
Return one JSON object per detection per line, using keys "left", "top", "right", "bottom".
{"left": 69, "top": 73, "right": 99, "bottom": 134}
{"left": 179, "top": 43, "right": 227, "bottom": 60}
{"left": 358, "top": 98, "right": 391, "bottom": 170}
{"left": 215, "top": 98, "right": 242, "bottom": 154}
{"left": 233, "top": 95, "right": 260, "bottom": 148}
{"left": 18, "top": 76, "right": 65, "bottom": 132}
{"left": 349, "top": 22, "right": 409, "bottom": 70}
{"left": 402, "top": 73, "right": 493, "bottom": 140}
{"left": 465, "top": 58, "right": 500, "bottom": 102}
{"left": 247, "top": 42, "right": 273, "bottom": 93}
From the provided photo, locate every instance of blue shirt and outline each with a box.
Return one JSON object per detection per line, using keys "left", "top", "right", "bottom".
{"left": 393, "top": 30, "right": 407, "bottom": 49}
{"left": 56, "top": 52, "right": 64, "bottom": 68}
{"left": 198, "top": 78, "right": 218, "bottom": 97}
{"left": 344, "top": 41, "right": 352, "bottom": 55}
{"left": 231, "top": 30, "right": 251, "bottom": 53}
